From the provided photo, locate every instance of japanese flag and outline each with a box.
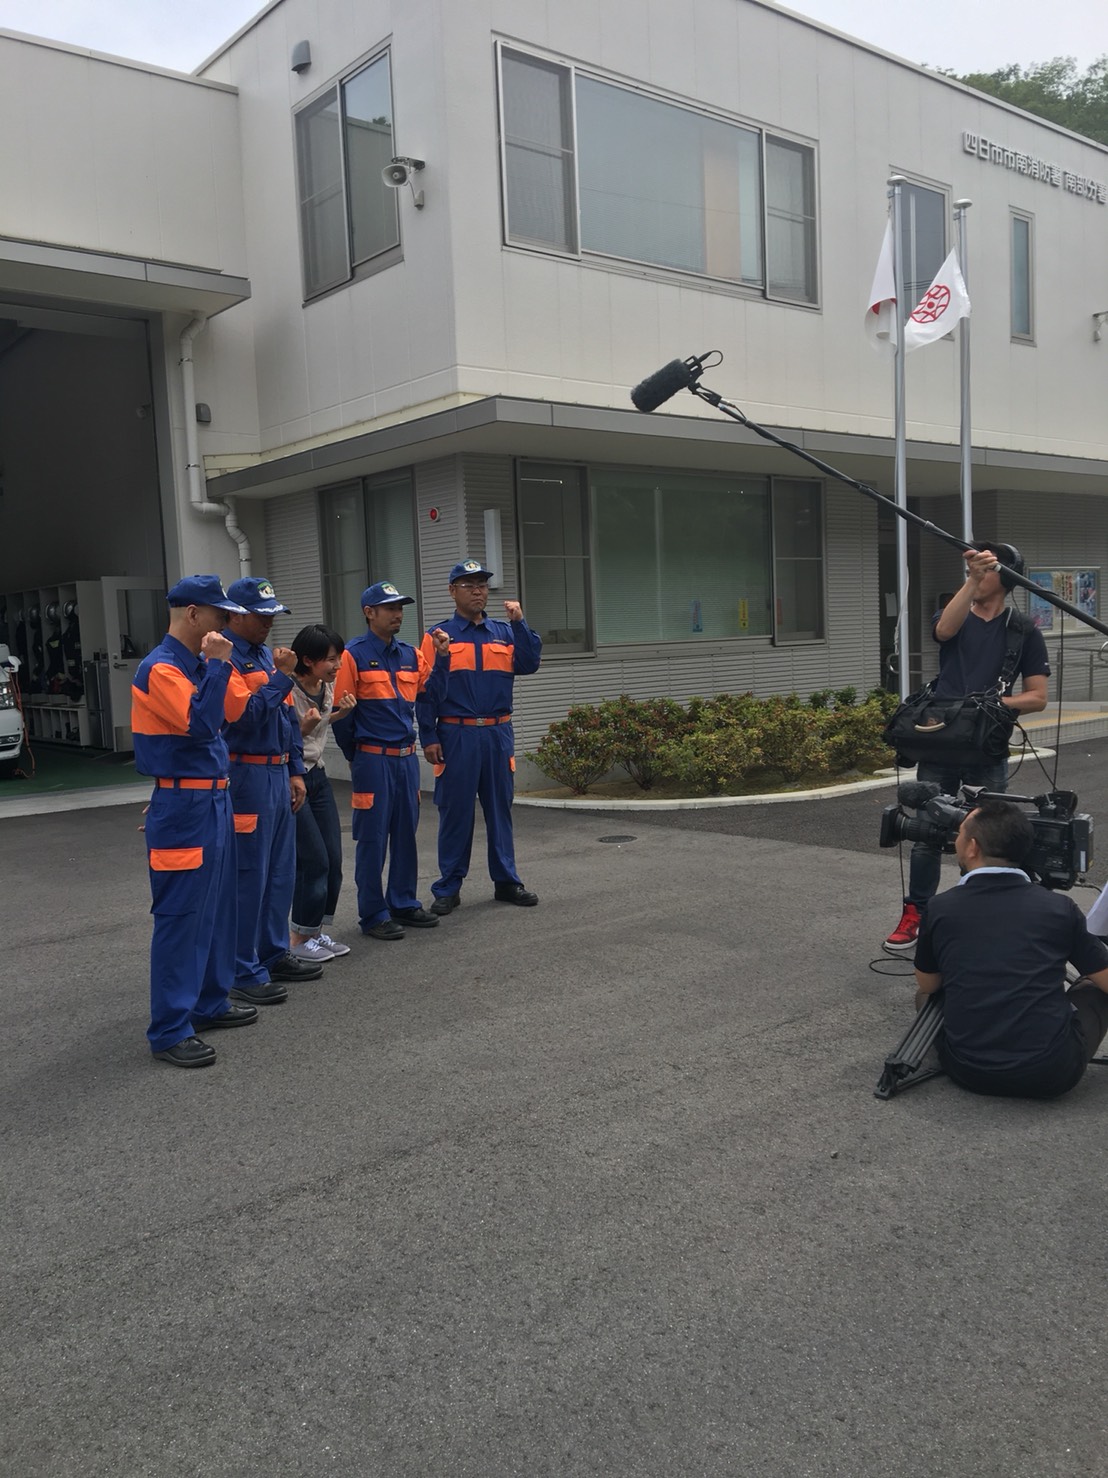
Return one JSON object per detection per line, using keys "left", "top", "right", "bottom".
{"left": 904, "top": 250, "right": 971, "bottom": 352}
{"left": 865, "top": 221, "right": 897, "bottom": 355}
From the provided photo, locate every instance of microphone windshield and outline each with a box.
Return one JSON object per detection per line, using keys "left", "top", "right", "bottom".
{"left": 896, "top": 780, "right": 943, "bottom": 808}
{"left": 631, "top": 358, "right": 699, "bottom": 413}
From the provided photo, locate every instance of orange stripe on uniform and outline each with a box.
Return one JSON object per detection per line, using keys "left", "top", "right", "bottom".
{"left": 482, "top": 643, "right": 515, "bottom": 673}
{"left": 233, "top": 813, "right": 259, "bottom": 833}
{"left": 149, "top": 846, "right": 203, "bottom": 871}
{"left": 396, "top": 670, "right": 420, "bottom": 701}
{"left": 131, "top": 663, "right": 196, "bottom": 737}
{"left": 448, "top": 643, "right": 476, "bottom": 672}
{"left": 356, "top": 671, "right": 396, "bottom": 701}
{"left": 352, "top": 792, "right": 375, "bottom": 809}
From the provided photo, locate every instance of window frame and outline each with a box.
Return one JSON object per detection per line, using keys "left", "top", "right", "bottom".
{"left": 515, "top": 459, "right": 828, "bottom": 656}
{"left": 293, "top": 45, "right": 403, "bottom": 303}
{"left": 495, "top": 41, "right": 820, "bottom": 308}
{"left": 1010, "top": 210, "right": 1035, "bottom": 344}
{"left": 317, "top": 469, "right": 422, "bottom": 638}
{"left": 515, "top": 460, "right": 594, "bottom": 657}
{"left": 896, "top": 176, "right": 948, "bottom": 322}
{"left": 764, "top": 132, "right": 820, "bottom": 307}
{"left": 769, "top": 477, "right": 827, "bottom": 645}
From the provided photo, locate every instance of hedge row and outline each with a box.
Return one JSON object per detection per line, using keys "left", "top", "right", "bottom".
{"left": 526, "top": 689, "right": 900, "bottom": 796}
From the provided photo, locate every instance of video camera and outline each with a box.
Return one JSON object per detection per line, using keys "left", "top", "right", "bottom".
{"left": 879, "top": 781, "right": 1093, "bottom": 890}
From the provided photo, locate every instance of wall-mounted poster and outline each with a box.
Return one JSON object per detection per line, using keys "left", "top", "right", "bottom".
{"left": 1028, "top": 569, "right": 1098, "bottom": 635}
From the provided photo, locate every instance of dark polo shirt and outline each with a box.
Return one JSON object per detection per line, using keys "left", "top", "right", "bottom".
{"left": 914, "top": 871, "right": 1108, "bottom": 1072}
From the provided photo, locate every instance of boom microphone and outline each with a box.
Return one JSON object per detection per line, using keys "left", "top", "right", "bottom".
{"left": 630, "top": 355, "right": 707, "bottom": 412}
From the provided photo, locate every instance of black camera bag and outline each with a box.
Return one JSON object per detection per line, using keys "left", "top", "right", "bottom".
{"left": 882, "top": 609, "right": 1031, "bottom": 768}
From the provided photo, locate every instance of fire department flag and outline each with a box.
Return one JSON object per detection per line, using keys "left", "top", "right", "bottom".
{"left": 903, "top": 249, "right": 971, "bottom": 352}
{"left": 865, "top": 221, "right": 897, "bottom": 354}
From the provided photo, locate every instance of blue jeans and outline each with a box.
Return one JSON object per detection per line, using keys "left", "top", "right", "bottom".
{"left": 291, "top": 766, "right": 344, "bottom": 934}
{"left": 906, "top": 756, "right": 1010, "bottom": 909}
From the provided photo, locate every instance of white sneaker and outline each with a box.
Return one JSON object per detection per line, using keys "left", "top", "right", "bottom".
{"left": 291, "top": 936, "right": 335, "bottom": 963}
{"left": 315, "top": 932, "right": 351, "bottom": 958}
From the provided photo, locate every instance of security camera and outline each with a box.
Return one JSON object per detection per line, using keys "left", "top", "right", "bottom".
{"left": 382, "top": 156, "right": 425, "bottom": 188}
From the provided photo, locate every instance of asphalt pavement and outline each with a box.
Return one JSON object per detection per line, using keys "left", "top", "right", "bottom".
{"left": 4, "top": 738, "right": 1108, "bottom": 1477}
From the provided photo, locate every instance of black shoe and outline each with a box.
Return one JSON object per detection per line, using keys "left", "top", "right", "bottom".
{"left": 391, "top": 907, "right": 440, "bottom": 929}
{"left": 494, "top": 883, "right": 539, "bottom": 907}
{"left": 363, "top": 919, "right": 406, "bottom": 941}
{"left": 268, "top": 950, "right": 324, "bottom": 982}
{"left": 430, "top": 893, "right": 460, "bottom": 917}
{"left": 154, "top": 1035, "right": 216, "bottom": 1068}
{"left": 229, "top": 981, "right": 289, "bottom": 1006}
{"left": 193, "top": 1003, "right": 259, "bottom": 1030}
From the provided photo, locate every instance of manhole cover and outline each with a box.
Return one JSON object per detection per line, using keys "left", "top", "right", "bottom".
{"left": 597, "top": 834, "right": 637, "bottom": 843}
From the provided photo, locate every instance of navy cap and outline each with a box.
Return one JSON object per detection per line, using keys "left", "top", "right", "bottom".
{"left": 448, "top": 559, "right": 494, "bottom": 583}
{"left": 166, "top": 575, "right": 248, "bottom": 613}
{"left": 225, "top": 577, "right": 290, "bottom": 615}
{"left": 361, "top": 580, "right": 414, "bottom": 608}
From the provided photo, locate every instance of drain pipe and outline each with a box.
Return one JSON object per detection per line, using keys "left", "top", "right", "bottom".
{"left": 179, "top": 315, "right": 251, "bottom": 574}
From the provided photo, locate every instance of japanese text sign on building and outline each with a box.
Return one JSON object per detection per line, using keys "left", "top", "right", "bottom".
{"left": 962, "top": 132, "right": 1106, "bottom": 203}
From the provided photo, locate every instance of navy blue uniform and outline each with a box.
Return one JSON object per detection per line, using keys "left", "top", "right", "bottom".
{"left": 333, "top": 631, "right": 448, "bottom": 929}
{"left": 416, "top": 613, "right": 541, "bottom": 900}
{"left": 132, "top": 637, "right": 237, "bottom": 1053}
{"left": 222, "top": 631, "right": 305, "bottom": 990}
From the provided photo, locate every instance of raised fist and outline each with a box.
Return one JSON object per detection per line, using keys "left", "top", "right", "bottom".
{"left": 273, "top": 646, "right": 297, "bottom": 675}
{"left": 431, "top": 627, "right": 451, "bottom": 655}
{"left": 503, "top": 600, "right": 523, "bottom": 623}
{"left": 201, "top": 631, "right": 232, "bottom": 663}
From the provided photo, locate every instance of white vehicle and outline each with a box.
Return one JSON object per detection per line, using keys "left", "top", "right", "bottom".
{"left": 0, "top": 645, "right": 25, "bottom": 776}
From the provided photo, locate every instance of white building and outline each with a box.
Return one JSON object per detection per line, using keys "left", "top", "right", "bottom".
{"left": 1, "top": 0, "right": 1106, "bottom": 776}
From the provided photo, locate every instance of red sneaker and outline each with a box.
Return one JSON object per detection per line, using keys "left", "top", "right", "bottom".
{"left": 885, "top": 903, "right": 921, "bottom": 951}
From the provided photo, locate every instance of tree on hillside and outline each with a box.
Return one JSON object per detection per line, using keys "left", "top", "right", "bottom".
{"left": 946, "top": 56, "right": 1108, "bottom": 146}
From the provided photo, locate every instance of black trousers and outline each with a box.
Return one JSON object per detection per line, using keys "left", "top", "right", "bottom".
{"left": 939, "top": 985, "right": 1108, "bottom": 1100}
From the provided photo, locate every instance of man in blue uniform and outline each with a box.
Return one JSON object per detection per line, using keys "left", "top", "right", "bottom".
{"left": 131, "top": 576, "right": 259, "bottom": 1068}
{"left": 223, "top": 577, "right": 320, "bottom": 1001}
{"left": 332, "top": 582, "right": 451, "bottom": 940}
{"left": 416, "top": 559, "right": 543, "bottom": 916}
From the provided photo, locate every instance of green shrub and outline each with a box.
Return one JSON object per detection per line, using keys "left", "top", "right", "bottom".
{"left": 527, "top": 704, "right": 617, "bottom": 794}
{"left": 819, "top": 696, "right": 896, "bottom": 773}
{"left": 596, "top": 694, "right": 691, "bottom": 790}
{"left": 529, "top": 685, "right": 895, "bottom": 795}
{"left": 749, "top": 697, "right": 830, "bottom": 780}
{"left": 656, "top": 728, "right": 763, "bottom": 796}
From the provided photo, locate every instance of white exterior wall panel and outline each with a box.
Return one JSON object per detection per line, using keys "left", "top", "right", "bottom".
{"left": 0, "top": 35, "right": 245, "bottom": 274}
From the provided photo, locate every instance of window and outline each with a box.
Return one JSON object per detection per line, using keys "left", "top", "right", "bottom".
{"left": 898, "top": 181, "right": 946, "bottom": 312}
{"left": 592, "top": 469, "right": 774, "bottom": 644}
{"left": 498, "top": 46, "right": 818, "bottom": 304}
{"left": 772, "top": 479, "right": 824, "bottom": 641}
{"left": 765, "top": 136, "right": 818, "bottom": 303}
{"left": 295, "top": 51, "right": 401, "bottom": 299}
{"left": 517, "top": 463, "right": 591, "bottom": 651}
{"left": 1011, "top": 212, "right": 1034, "bottom": 340}
{"left": 320, "top": 471, "right": 419, "bottom": 638}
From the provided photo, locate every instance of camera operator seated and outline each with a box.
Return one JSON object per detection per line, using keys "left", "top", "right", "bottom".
{"left": 914, "top": 800, "right": 1108, "bottom": 1099}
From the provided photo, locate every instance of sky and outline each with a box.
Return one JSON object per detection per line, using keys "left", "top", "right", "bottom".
{"left": 0, "top": 0, "right": 1102, "bottom": 76}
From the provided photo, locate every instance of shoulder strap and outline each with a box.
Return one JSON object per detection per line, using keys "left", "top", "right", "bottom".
{"left": 996, "top": 607, "right": 1029, "bottom": 692}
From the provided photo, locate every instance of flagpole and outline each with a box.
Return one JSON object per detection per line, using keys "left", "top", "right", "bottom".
{"left": 888, "top": 175, "right": 910, "bottom": 702}
{"left": 954, "top": 199, "right": 973, "bottom": 544}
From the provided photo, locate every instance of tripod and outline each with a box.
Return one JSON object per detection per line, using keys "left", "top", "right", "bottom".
{"left": 875, "top": 978, "right": 1108, "bottom": 1100}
